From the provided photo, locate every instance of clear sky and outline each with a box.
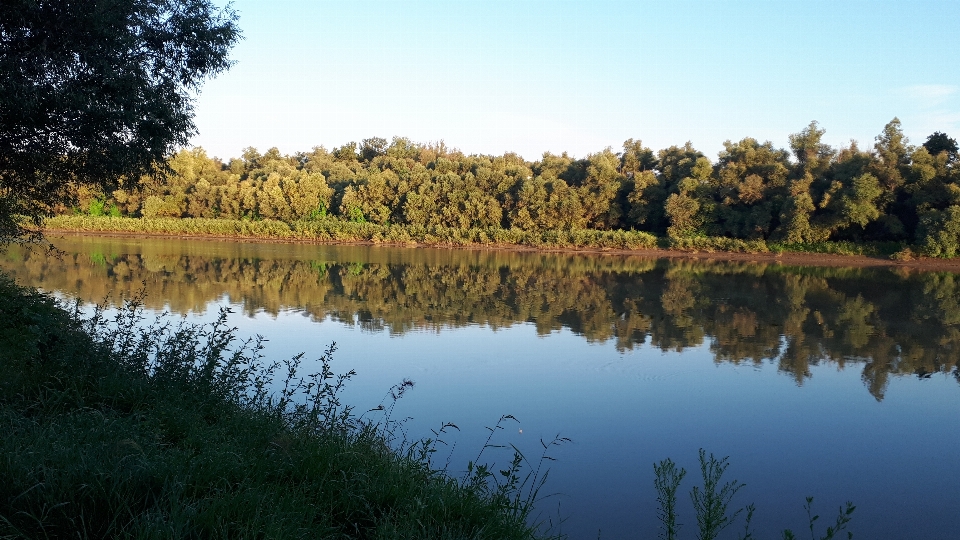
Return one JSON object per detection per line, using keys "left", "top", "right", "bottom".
{"left": 191, "top": 0, "right": 960, "bottom": 162}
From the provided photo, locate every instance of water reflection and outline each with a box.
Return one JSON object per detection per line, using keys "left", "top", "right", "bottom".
{"left": 3, "top": 234, "right": 959, "bottom": 401}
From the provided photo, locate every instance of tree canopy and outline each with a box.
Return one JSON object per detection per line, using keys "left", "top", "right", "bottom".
{"left": 0, "top": 0, "right": 240, "bottom": 242}
{"left": 923, "top": 131, "right": 959, "bottom": 163}
{"left": 78, "top": 119, "right": 960, "bottom": 256}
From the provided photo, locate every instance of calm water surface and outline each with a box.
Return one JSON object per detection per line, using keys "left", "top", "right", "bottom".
{"left": 3, "top": 234, "right": 959, "bottom": 539}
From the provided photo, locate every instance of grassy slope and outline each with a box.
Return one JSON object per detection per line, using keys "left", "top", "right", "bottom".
{"left": 0, "top": 276, "right": 551, "bottom": 539}
{"left": 0, "top": 273, "right": 860, "bottom": 540}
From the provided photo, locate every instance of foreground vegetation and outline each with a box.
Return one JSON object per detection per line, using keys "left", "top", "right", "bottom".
{"left": 63, "top": 120, "right": 960, "bottom": 258}
{"left": 0, "top": 270, "right": 866, "bottom": 538}
{"left": 0, "top": 275, "right": 555, "bottom": 539}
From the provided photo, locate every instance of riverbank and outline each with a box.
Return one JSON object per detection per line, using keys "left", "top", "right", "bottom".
{"left": 0, "top": 275, "right": 553, "bottom": 539}
{"left": 42, "top": 215, "right": 960, "bottom": 271}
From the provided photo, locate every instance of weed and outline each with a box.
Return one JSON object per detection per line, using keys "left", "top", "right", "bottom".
{"left": 0, "top": 275, "right": 560, "bottom": 539}
{"left": 653, "top": 458, "right": 687, "bottom": 540}
{"left": 465, "top": 415, "right": 570, "bottom": 532}
{"left": 782, "top": 497, "right": 856, "bottom": 540}
{"left": 652, "top": 450, "right": 855, "bottom": 540}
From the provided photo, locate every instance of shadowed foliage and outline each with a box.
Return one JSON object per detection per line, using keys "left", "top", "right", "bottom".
{"left": 0, "top": 0, "right": 240, "bottom": 242}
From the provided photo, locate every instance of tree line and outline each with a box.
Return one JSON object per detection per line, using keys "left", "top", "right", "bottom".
{"left": 5, "top": 239, "right": 959, "bottom": 401}
{"left": 70, "top": 119, "right": 960, "bottom": 255}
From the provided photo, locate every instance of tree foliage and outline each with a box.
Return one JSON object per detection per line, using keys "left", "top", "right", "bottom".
{"left": 55, "top": 119, "right": 960, "bottom": 257}
{"left": 0, "top": 0, "right": 240, "bottom": 241}
{"left": 922, "top": 131, "right": 958, "bottom": 164}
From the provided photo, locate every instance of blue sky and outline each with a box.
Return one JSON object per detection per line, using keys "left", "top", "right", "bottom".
{"left": 191, "top": 0, "right": 960, "bottom": 161}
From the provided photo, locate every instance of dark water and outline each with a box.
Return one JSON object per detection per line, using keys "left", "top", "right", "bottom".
{"left": 3, "top": 234, "right": 959, "bottom": 539}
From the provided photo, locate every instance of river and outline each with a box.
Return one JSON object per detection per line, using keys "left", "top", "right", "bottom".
{"left": 3, "top": 233, "right": 958, "bottom": 539}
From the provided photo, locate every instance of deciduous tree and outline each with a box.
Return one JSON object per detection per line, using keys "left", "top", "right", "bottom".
{"left": 0, "top": 0, "right": 240, "bottom": 242}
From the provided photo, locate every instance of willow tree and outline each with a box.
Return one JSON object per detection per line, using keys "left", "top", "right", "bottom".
{"left": 775, "top": 121, "right": 836, "bottom": 243}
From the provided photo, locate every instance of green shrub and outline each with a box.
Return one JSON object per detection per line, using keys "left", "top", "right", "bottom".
{"left": 669, "top": 236, "right": 770, "bottom": 253}
{"left": 917, "top": 206, "right": 960, "bottom": 258}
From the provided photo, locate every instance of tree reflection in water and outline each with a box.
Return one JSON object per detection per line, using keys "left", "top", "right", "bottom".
{"left": 4, "top": 235, "right": 959, "bottom": 401}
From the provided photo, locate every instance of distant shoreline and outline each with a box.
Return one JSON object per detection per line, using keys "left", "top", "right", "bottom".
{"left": 40, "top": 216, "right": 960, "bottom": 272}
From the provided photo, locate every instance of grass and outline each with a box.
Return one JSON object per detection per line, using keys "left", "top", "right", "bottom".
{"left": 766, "top": 240, "right": 905, "bottom": 259}
{"left": 0, "top": 270, "right": 860, "bottom": 539}
{"left": 44, "top": 215, "right": 660, "bottom": 251}
{"left": 0, "top": 274, "right": 559, "bottom": 539}
{"left": 44, "top": 215, "right": 930, "bottom": 261}
{"left": 665, "top": 236, "right": 771, "bottom": 254}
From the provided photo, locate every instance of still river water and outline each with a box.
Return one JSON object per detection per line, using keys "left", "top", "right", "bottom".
{"left": 3, "top": 234, "right": 959, "bottom": 539}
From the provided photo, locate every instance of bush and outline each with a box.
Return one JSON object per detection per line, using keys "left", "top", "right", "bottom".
{"left": 669, "top": 236, "right": 770, "bottom": 253}
{"left": 917, "top": 206, "right": 960, "bottom": 258}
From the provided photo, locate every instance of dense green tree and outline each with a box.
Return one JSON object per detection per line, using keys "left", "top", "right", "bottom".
{"left": 333, "top": 142, "right": 359, "bottom": 162}
{"left": 506, "top": 153, "right": 586, "bottom": 230}
{"left": 817, "top": 143, "right": 887, "bottom": 239}
{"left": 710, "top": 138, "right": 791, "bottom": 239}
{"left": 664, "top": 157, "right": 712, "bottom": 239}
{"left": 386, "top": 137, "right": 423, "bottom": 161}
{"left": 437, "top": 170, "right": 504, "bottom": 229}
{"left": 625, "top": 169, "right": 664, "bottom": 230}
{"left": 923, "top": 131, "right": 958, "bottom": 163}
{"left": 664, "top": 191, "right": 701, "bottom": 239}
{"left": 871, "top": 118, "right": 912, "bottom": 193}
{"left": 631, "top": 143, "right": 705, "bottom": 236}
{"left": 774, "top": 122, "right": 835, "bottom": 242}
{"left": 579, "top": 149, "right": 625, "bottom": 229}
{"left": 360, "top": 137, "right": 389, "bottom": 162}
{"left": 900, "top": 141, "right": 959, "bottom": 244}
{"left": 0, "top": 0, "right": 240, "bottom": 242}
{"left": 531, "top": 152, "right": 586, "bottom": 189}
{"left": 51, "top": 116, "right": 960, "bottom": 257}
{"left": 836, "top": 173, "right": 883, "bottom": 229}
{"left": 507, "top": 175, "right": 584, "bottom": 230}
{"left": 917, "top": 206, "right": 960, "bottom": 257}
{"left": 340, "top": 169, "right": 404, "bottom": 224}
{"left": 620, "top": 139, "right": 662, "bottom": 230}
{"left": 790, "top": 121, "right": 836, "bottom": 179}
{"left": 620, "top": 139, "right": 657, "bottom": 175}
{"left": 656, "top": 143, "right": 706, "bottom": 191}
